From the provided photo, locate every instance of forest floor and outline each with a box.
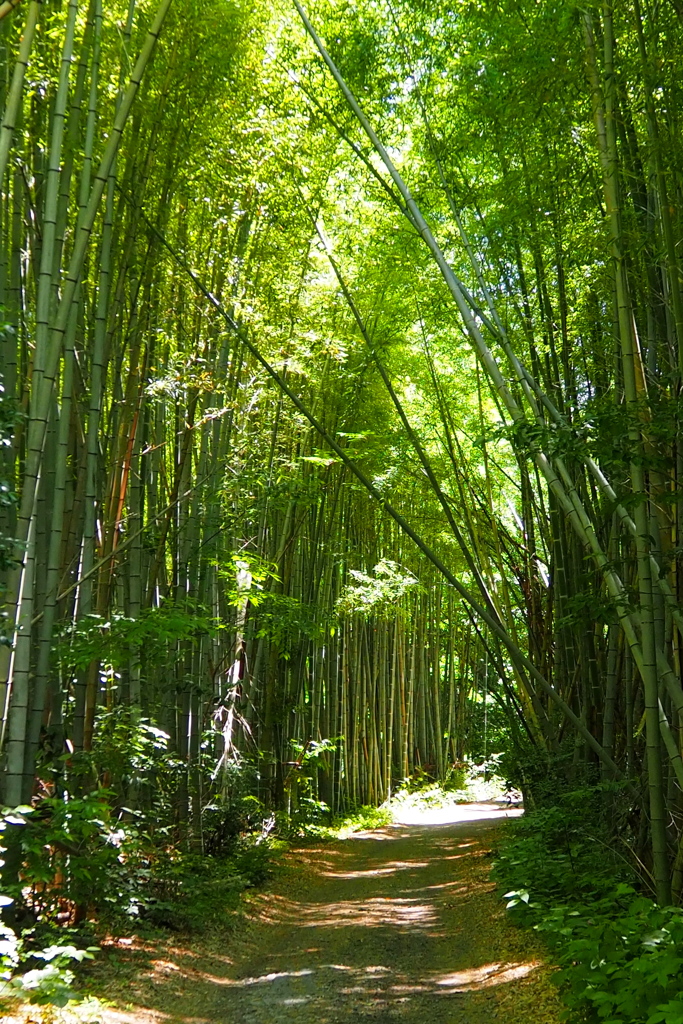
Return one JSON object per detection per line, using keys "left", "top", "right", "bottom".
{"left": 4, "top": 803, "right": 563, "bottom": 1024}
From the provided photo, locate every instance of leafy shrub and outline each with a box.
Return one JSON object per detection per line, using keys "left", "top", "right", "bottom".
{"left": 18, "top": 791, "right": 141, "bottom": 923}
{"left": 8, "top": 944, "right": 97, "bottom": 1007}
{"left": 443, "top": 761, "right": 469, "bottom": 791}
{"left": 0, "top": 807, "right": 97, "bottom": 1009}
{"left": 334, "top": 805, "right": 393, "bottom": 836}
{"left": 493, "top": 783, "right": 683, "bottom": 1024}
{"left": 202, "top": 794, "right": 266, "bottom": 857}
{"left": 135, "top": 852, "right": 251, "bottom": 931}
{"left": 542, "top": 896, "right": 683, "bottom": 1024}
{"left": 497, "top": 742, "right": 598, "bottom": 809}
{"left": 493, "top": 785, "right": 627, "bottom": 906}
{"left": 18, "top": 792, "right": 282, "bottom": 933}
{"left": 272, "top": 801, "right": 332, "bottom": 842}
{"left": 271, "top": 802, "right": 393, "bottom": 843}
{"left": 232, "top": 837, "right": 279, "bottom": 887}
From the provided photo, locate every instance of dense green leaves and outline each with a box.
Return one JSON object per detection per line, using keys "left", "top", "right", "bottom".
{"left": 495, "top": 791, "right": 683, "bottom": 1024}
{"left": 1, "top": 0, "right": 683, "bottom": 997}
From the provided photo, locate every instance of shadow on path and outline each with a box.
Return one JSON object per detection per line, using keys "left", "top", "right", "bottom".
{"left": 84, "top": 803, "right": 561, "bottom": 1024}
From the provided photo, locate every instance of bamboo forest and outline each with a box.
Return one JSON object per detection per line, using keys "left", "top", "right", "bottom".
{"left": 3, "top": 0, "right": 683, "bottom": 1021}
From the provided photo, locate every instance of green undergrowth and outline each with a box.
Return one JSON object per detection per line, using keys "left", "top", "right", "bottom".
{"left": 0, "top": 800, "right": 287, "bottom": 1015}
{"left": 273, "top": 759, "right": 506, "bottom": 842}
{"left": 387, "top": 760, "right": 508, "bottom": 815}
{"left": 493, "top": 783, "right": 683, "bottom": 1024}
{"left": 108, "top": 839, "right": 283, "bottom": 933}
{"left": 271, "top": 802, "right": 394, "bottom": 843}
{"left": 334, "top": 804, "right": 394, "bottom": 836}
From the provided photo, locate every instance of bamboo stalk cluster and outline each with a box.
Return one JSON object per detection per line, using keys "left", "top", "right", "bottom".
{"left": 0, "top": 0, "right": 483, "bottom": 850}
{"left": 3, "top": 0, "right": 683, "bottom": 909}
{"left": 289, "top": 0, "right": 683, "bottom": 904}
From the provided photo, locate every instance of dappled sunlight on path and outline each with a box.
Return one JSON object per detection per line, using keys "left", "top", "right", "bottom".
{"left": 76, "top": 802, "right": 560, "bottom": 1024}
{"left": 260, "top": 893, "right": 441, "bottom": 930}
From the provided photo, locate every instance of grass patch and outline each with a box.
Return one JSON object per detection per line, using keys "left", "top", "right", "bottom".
{"left": 333, "top": 805, "right": 394, "bottom": 837}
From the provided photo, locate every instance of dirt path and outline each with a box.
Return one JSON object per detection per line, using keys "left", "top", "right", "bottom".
{"left": 83, "top": 803, "right": 562, "bottom": 1024}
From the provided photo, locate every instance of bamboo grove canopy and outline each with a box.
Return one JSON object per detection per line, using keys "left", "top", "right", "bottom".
{"left": 1, "top": 0, "right": 683, "bottom": 905}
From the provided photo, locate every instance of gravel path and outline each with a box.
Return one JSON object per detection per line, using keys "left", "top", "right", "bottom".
{"left": 88, "top": 803, "right": 562, "bottom": 1024}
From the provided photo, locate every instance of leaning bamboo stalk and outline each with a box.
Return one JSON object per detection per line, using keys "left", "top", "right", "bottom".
{"left": 28, "top": 0, "right": 102, "bottom": 772}
{"left": 2, "top": 511, "right": 36, "bottom": 803}
{"left": 23, "top": 320, "right": 78, "bottom": 798}
{"left": 586, "top": 3, "right": 669, "bottom": 900}
{"left": 330, "top": 205, "right": 640, "bottom": 773}
{"left": 0, "top": 0, "right": 39, "bottom": 184}
{"left": 3, "top": 0, "right": 173, "bottom": 761}
{"left": 317, "top": 225, "right": 554, "bottom": 742}
{"left": 72, "top": 177, "right": 113, "bottom": 750}
{"left": 0, "top": 0, "right": 22, "bottom": 20}
{"left": 32, "top": 0, "right": 79, "bottom": 392}
{"left": 659, "top": 700, "right": 683, "bottom": 790}
{"left": 440, "top": 201, "right": 681, "bottom": 646}
{"left": 11, "top": 0, "right": 174, "bottom": 565}
{"left": 446, "top": 190, "right": 683, "bottom": 638}
{"left": 152, "top": 228, "right": 625, "bottom": 781}
{"left": 295, "top": 0, "right": 683, "bottom": 709}
{"left": 1, "top": 0, "right": 80, "bottom": 797}
{"left": 53, "top": 0, "right": 96, "bottom": 281}
{"left": 292, "top": 5, "right": 683, "bottom": 818}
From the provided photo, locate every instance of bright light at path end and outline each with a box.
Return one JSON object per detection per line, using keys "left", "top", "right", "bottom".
{"left": 391, "top": 801, "right": 524, "bottom": 826}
